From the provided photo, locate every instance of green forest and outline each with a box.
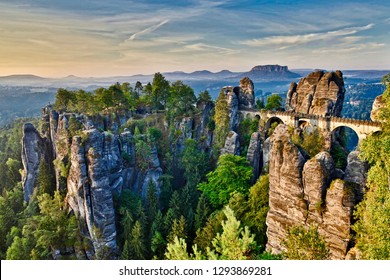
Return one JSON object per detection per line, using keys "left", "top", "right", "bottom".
{"left": 0, "top": 73, "right": 389, "bottom": 260}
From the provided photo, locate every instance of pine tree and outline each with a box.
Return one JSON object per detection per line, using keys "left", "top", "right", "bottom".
{"left": 209, "top": 206, "right": 255, "bottom": 260}
{"left": 168, "top": 216, "right": 187, "bottom": 243}
{"left": 195, "top": 193, "right": 211, "bottom": 230}
{"left": 165, "top": 236, "right": 190, "bottom": 260}
{"left": 129, "top": 221, "right": 146, "bottom": 260}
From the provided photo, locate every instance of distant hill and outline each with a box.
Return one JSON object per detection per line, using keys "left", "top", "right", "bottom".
{"left": 238, "top": 65, "right": 300, "bottom": 80}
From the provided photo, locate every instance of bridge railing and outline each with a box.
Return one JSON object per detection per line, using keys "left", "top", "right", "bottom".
{"left": 259, "top": 110, "right": 382, "bottom": 127}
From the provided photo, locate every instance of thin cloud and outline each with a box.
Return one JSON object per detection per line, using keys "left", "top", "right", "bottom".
{"left": 126, "top": 20, "right": 169, "bottom": 41}
{"left": 241, "top": 24, "right": 375, "bottom": 48}
{"left": 313, "top": 42, "right": 385, "bottom": 54}
{"left": 183, "top": 43, "right": 239, "bottom": 55}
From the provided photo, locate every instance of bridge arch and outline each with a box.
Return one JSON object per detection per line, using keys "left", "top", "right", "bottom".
{"left": 265, "top": 116, "right": 284, "bottom": 137}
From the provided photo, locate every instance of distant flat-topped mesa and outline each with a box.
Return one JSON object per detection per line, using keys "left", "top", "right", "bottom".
{"left": 285, "top": 70, "right": 345, "bottom": 117}
{"left": 242, "top": 64, "right": 300, "bottom": 80}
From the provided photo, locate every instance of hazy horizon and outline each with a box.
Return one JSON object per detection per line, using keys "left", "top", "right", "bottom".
{"left": 1, "top": 0, "right": 389, "bottom": 77}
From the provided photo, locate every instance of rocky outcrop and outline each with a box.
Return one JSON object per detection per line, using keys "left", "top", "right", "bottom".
{"left": 238, "top": 77, "right": 255, "bottom": 109}
{"left": 285, "top": 70, "right": 345, "bottom": 117}
{"left": 222, "top": 131, "right": 240, "bottom": 155}
{"left": 266, "top": 124, "right": 361, "bottom": 259}
{"left": 320, "top": 179, "right": 355, "bottom": 259}
{"left": 224, "top": 77, "right": 256, "bottom": 130}
{"left": 370, "top": 94, "right": 385, "bottom": 121}
{"left": 344, "top": 151, "right": 367, "bottom": 201}
{"left": 262, "top": 137, "right": 272, "bottom": 172}
{"left": 21, "top": 123, "right": 52, "bottom": 202}
{"left": 302, "top": 152, "right": 335, "bottom": 225}
{"left": 266, "top": 125, "right": 307, "bottom": 253}
{"left": 246, "top": 132, "right": 261, "bottom": 182}
{"left": 225, "top": 86, "right": 240, "bottom": 132}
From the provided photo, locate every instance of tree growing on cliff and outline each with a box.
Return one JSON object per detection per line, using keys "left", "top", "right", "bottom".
{"left": 282, "top": 225, "right": 330, "bottom": 260}
{"left": 214, "top": 90, "right": 230, "bottom": 148}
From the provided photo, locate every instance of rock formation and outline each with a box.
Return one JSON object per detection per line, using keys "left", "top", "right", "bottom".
{"left": 237, "top": 77, "right": 255, "bottom": 109}
{"left": 224, "top": 77, "right": 256, "bottom": 131}
{"left": 21, "top": 123, "right": 53, "bottom": 202}
{"left": 344, "top": 151, "right": 367, "bottom": 201}
{"left": 246, "top": 132, "right": 261, "bottom": 182}
{"left": 222, "top": 131, "right": 240, "bottom": 155}
{"left": 370, "top": 94, "right": 385, "bottom": 121}
{"left": 266, "top": 125, "right": 307, "bottom": 253}
{"left": 285, "top": 70, "right": 345, "bottom": 117}
{"left": 266, "top": 124, "right": 362, "bottom": 259}
{"left": 21, "top": 100, "right": 216, "bottom": 259}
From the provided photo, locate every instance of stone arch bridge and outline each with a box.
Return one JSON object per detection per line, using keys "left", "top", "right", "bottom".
{"left": 240, "top": 109, "right": 382, "bottom": 148}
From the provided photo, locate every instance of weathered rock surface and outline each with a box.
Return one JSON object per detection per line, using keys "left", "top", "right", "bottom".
{"left": 266, "top": 124, "right": 361, "bottom": 259}
{"left": 238, "top": 77, "right": 255, "bottom": 109}
{"left": 262, "top": 137, "right": 272, "bottom": 172}
{"left": 320, "top": 179, "right": 355, "bottom": 260}
{"left": 246, "top": 132, "right": 261, "bottom": 182}
{"left": 285, "top": 70, "right": 345, "bottom": 117}
{"left": 344, "top": 151, "right": 367, "bottom": 201}
{"left": 222, "top": 131, "right": 240, "bottom": 155}
{"left": 266, "top": 125, "right": 307, "bottom": 253}
{"left": 370, "top": 94, "right": 385, "bottom": 121}
{"left": 21, "top": 123, "right": 52, "bottom": 202}
{"left": 302, "top": 152, "right": 335, "bottom": 224}
{"left": 225, "top": 86, "right": 240, "bottom": 132}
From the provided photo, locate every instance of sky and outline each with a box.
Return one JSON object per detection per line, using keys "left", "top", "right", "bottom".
{"left": 0, "top": 0, "right": 389, "bottom": 77}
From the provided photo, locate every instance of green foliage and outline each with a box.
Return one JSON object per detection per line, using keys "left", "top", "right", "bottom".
{"left": 198, "top": 90, "right": 212, "bottom": 103}
{"left": 214, "top": 90, "right": 230, "bottom": 148}
{"left": 291, "top": 128, "right": 325, "bottom": 158}
{"left": 265, "top": 94, "right": 283, "bottom": 110}
{"left": 135, "top": 139, "right": 152, "bottom": 172}
{"left": 352, "top": 76, "right": 390, "bottom": 259}
{"left": 195, "top": 193, "right": 211, "bottom": 230}
{"left": 36, "top": 158, "right": 55, "bottom": 196}
{"left": 198, "top": 154, "right": 253, "bottom": 208}
{"left": 167, "top": 216, "right": 187, "bottom": 243}
{"left": 282, "top": 225, "right": 330, "bottom": 260}
{"left": 166, "top": 80, "right": 197, "bottom": 119}
{"left": 237, "top": 117, "right": 259, "bottom": 154}
{"left": 165, "top": 206, "right": 256, "bottom": 260}
{"left": 180, "top": 138, "right": 208, "bottom": 190}
{"left": 330, "top": 142, "right": 348, "bottom": 169}
{"left": 6, "top": 191, "right": 78, "bottom": 260}
{"left": 255, "top": 98, "right": 265, "bottom": 109}
{"left": 229, "top": 174, "right": 269, "bottom": 248}
{"left": 152, "top": 72, "right": 170, "bottom": 110}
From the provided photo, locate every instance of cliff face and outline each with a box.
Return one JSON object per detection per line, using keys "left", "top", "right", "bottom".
{"left": 21, "top": 123, "right": 53, "bottom": 202}
{"left": 285, "top": 70, "right": 345, "bottom": 117}
{"left": 266, "top": 124, "right": 364, "bottom": 259}
{"left": 21, "top": 103, "right": 214, "bottom": 259}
